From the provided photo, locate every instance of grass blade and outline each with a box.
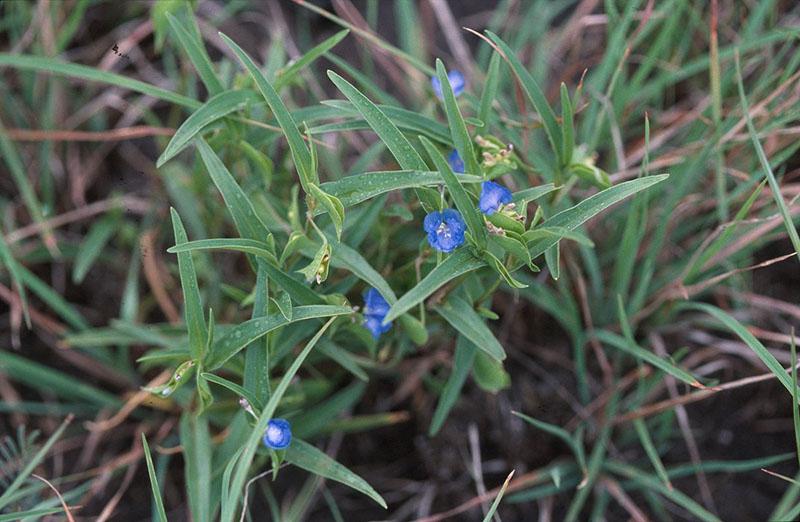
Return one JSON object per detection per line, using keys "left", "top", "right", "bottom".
{"left": 482, "top": 470, "right": 515, "bottom": 522}
{"left": 275, "top": 30, "right": 349, "bottom": 90}
{"left": 141, "top": 433, "right": 168, "bottom": 522}
{"left": 734, "top": 51, "right": 800, "bottom": 263}
{"left": 682, "top": 302, "right": 793, "bottom": 394}
{"left": 0, "top": 54, "right": 200, "bottom": 109}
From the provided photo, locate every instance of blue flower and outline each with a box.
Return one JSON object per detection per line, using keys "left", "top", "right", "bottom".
{"left": 431, "top": 70, "right": 466, "bottom": 99}
{"left": 424, "top": 209, "right": 467, "bottom": 253}
{"left": 448, "top": 149, "right": 465, "bottom": 174}
{"left": 263, "top": 418, "right": 292, "bottom": 450}
{"left": 362, "top": 288, "right": 392, "bottom": 339}
{"left": 479, "top": 181, "right": 513, "bottom": 215}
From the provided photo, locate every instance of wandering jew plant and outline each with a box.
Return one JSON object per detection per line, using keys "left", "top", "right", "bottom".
{"left": 127, "top": 11, "right": 668, "bottom": 519}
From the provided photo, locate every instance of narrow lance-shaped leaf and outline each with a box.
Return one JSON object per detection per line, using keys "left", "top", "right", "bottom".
{"left": 327, "top": 70, "right": 427, "bottom": 171}
{"left": 275, "top": 29, "right": 349, "bottom": 90}
{"left": 319, "top": 170, "right": 482, "bottom": 210}
{"left": 435, "top": 295, "right": 506, "bottom": 361}
{"left": 435, "top": 59, "right": 480, "bottom": 175}
{"left": 170, "top": 208, "right": 207, "bottom": 360}
{"left": 166, "top": 12, "right": 224, "bottom": 96}
{"left": 219, "top": 32, "right": 315, "bottom": 189}
{"left": 158, "top": 90, "right": 258, "bottom": 167}
{"left": 430, "top": 336, "right": 477, "bottom": 435}
{"left": 286, "top": 438, "right": 387, "bottom": 508}
{"left": 529, "top": 174, "right": 669, "bottom": 258}
{"left": 195, "top": 139, "right": 272, "bottom": 243}
{"left": 384, "top": 249, "right": 485, "bottom": 323}
{"left": 205, "top": 305, "right": 351, "bottom": 370}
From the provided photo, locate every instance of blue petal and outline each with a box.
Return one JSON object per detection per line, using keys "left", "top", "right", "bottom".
{"left": 363, "top": 314, "right": 392, "bottom": 339}
{"left": 423, "top": 210, "right": 443, "bottom": 234}
{"left": 363, "top": 287, "right": 390, "bottom": 317}
{"left": 263, "top": 418, "right": 292, "bottom": 449}
{"left": 431, "top": 69, "right": 466, "bottom": 99}
{"left": 447, "top": 149, "right": 465, "bottom": 173}
{"left": 479, "top": 181, "right": 513, "bottom": 215}
{"left": 448, "top": 70, "right": 466, "bottom": 97}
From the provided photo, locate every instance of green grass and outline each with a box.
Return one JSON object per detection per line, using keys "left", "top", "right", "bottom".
{"left": 1, "top": 0, "right": 800, "bottom": 520}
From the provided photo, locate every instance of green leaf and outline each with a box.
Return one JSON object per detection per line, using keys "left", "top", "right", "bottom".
{"left": 681, "top": 302, "right": 793, "bottom": 394}
{"left": 485, "top": 31, "right": 562, "bottom": 160}
{"left": 308, "top": 184, "right": 345, "bottom": 240}
{"left": 275, "top": 30, "right": 349, "bottom": 90}
{"left": 429, "top": 335, "right": 477, "bottom": 435}
{"left": 220, "top": 32, "right": 315, "bottom": 189}
{"left": 319, "top": 170, "right": 482, "bottom": 210}
{"left": 327, "top": 70, "right": 427, "bottom": 171}
{"left": 205, "top": 305, "right": 351, "bottom": 370}
{"left": 529, "top": 175, "right": 669, "bottom": 258}
{"left": 595, "top": 331, "right": 702, "bottom": 388}
{"left": 478, "top": 52, "right": 502, "bottom": 126}
{"left": 157, "top": 90, "right": 257, "bottom": 167}
{"left": 434, "top": 295, "right": 506, "bottom": 361}
{"left": 420, "top": 137, "right": 487, "bottom": 250}
{"left": 735, "top": 53, "right": 800, "bottom": 264}
{"left": 166, "top": 12, "right": 224, "bottom": 97}
{"left": 286, "top": 439, "right": 387, "bottom": 509}
{"left": 560, "top": 83, "right": 575, "bottom": 169}
{"left": 72, "top": 214, "right": 116, "bottom": 284}
{"left": 141, "top": 433, "right": 168, "bottom": 522}
{"left": 0, "top": 53, "right": 199, "bottom": 109}
{"left": 0, "top": 350, "right": 118, "bottom": 407}
{"left": 511, "top": 183, "right": 558, "bottom": 205}
{"left": 435, "top": 59, "right": 480, "bottom": 176}
{"left": 202, "top": 372, "right": 261, "bottom": 411}
{"left": 384, "top": 249, "right": 485, "bottom": 323}
{"left": 0, "top": 233, "right": 29, "bottom": 327}
{"left": 513, "top": 411, "right": 586, "bottom": 476}
{"left": 170, "top": 209, "right": 207, "bottom": 360}
{"left": 180, "top": 412, "right": 212, "bottom": 522}
{"left": 195, "top": 139, "right": 272, "bottom": 242}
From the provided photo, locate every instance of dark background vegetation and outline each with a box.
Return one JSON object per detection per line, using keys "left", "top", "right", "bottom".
{"left": 2, "top": 1, "right": 800, "bottom": 520}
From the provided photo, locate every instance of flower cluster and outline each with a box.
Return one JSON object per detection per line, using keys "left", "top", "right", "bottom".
{"left": 431, "top": 70, "right": 466, "bottom": 99}
{"left": 263, "top": 418, "right": 292, "bottom": 450}
{"left": 362, "top": 288, "right": 392, "bottom": 339}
